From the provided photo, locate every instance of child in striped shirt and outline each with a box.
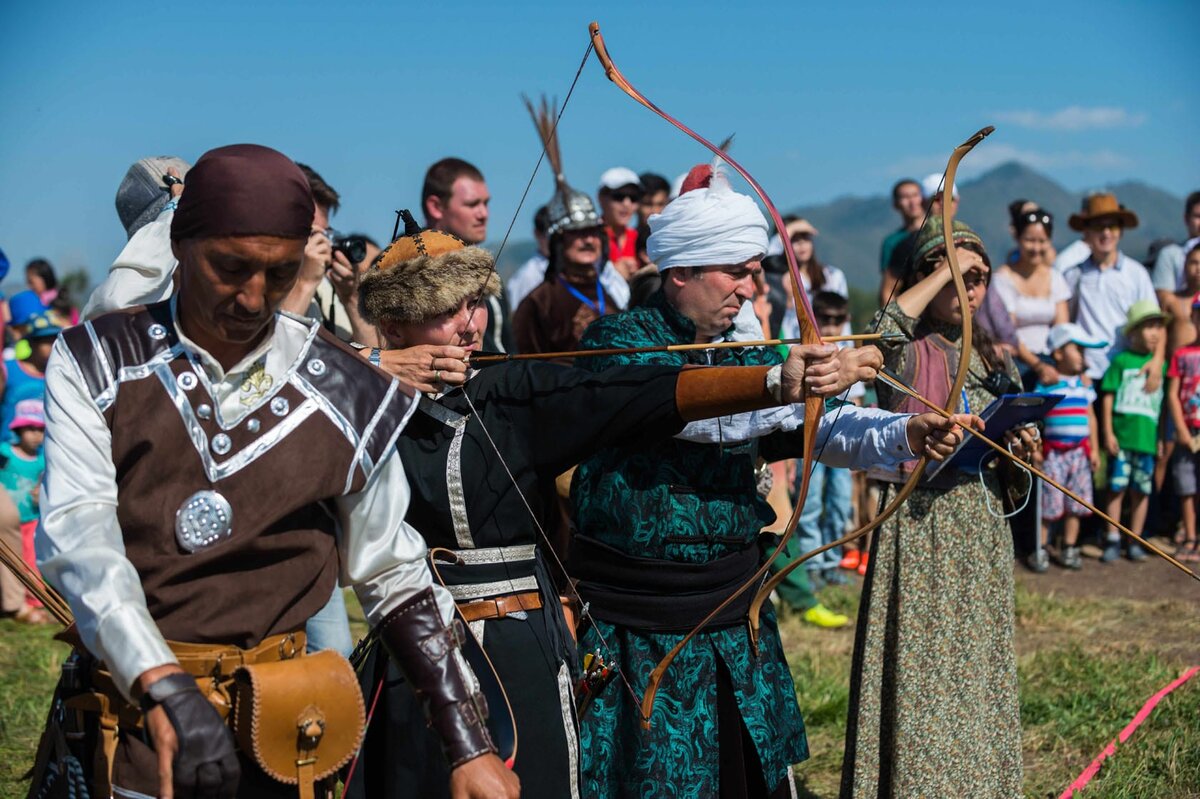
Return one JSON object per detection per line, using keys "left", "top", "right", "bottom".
{"left": 1035, "top": 323, "right": 1106, "bottom": 569}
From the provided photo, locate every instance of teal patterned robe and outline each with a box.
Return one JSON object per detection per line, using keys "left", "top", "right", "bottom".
{"left": 572, "top": 290, "right": 808, "bottom": 798}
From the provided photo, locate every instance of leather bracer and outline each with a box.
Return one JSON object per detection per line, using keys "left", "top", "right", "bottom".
{"left": 376, "top": 587, "right": 496, "bottom": 768}
{"left": 675, "top": 365, "right": 777, "bottom": 421}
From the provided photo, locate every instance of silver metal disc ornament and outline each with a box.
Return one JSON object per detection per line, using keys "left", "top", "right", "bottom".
{"left": 211, "top": 433, "right": 231, "bottom": 455}
{"left": 306, "top": 359, "right": 326, "bottom": 376}
{"left": 177, "top": 372, "right": 198, "bottom": 391}
{"left": 148, "top": 323, "right": 169, "bottom": 341}
{"left": 175, "top": 490, "right": 234, "bottom": 553}
{"left": 271, "top": 397, "right": 290, "bottom": 416}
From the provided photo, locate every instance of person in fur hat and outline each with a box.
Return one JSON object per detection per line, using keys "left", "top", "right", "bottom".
{"left": 345, "top": 210, "right": 955, "bottom": 799}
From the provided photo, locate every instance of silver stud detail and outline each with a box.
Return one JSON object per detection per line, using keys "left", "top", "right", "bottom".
{"left": 246, "top": 418, "right": 261, "bottom": 434}
{"left": 148, "top": 323, "right": 168, "bottom": 341}
{"left": 271, "top": 397, "right": 290, "bottom": 416}
{"left": 175, "top": 490, "right": 233, "bottom": 553}
{"left": 211, "top": 433, "right": 231, "bottom": 455}
{"left": 177, "top": 372, "right": 198, "bottom": 391}
{"left": 196, "top": 404, "right": 213, "bottom": 420}
{"left": 307, "top": 359, "right": 327, "bottom": 376}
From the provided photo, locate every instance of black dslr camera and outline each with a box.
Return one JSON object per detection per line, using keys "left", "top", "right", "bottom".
{"left": 330, "top": 231, "right": 369, "bottom": 265}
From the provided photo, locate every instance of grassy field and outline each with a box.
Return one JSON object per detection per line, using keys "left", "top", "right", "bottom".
{"left": 2, "top": 581, "right": 1197, "bottom": 798}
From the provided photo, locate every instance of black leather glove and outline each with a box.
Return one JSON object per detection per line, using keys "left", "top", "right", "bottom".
{"left": 377, "top": 586, "right": 496, "bottom": 767}
{"left": 141, "top": 673, "right": 241, "bottom": 799}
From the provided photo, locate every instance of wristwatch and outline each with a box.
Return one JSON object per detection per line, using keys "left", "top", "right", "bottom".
{"left": 369, "top": 348, "right": 382, "bottom": 367}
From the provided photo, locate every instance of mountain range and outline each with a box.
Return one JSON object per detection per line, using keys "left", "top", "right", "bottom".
{"left": 494, "top": 162, "right": 1189, "bottom": 293}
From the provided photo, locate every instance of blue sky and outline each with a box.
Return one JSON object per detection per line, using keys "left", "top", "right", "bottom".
{"left": 0, "top": 0, "right": 1195, "bottom": 286}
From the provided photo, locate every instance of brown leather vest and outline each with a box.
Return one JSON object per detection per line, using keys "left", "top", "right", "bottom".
{"left": 59, "top": 302, "right": 412, "bottom": 647}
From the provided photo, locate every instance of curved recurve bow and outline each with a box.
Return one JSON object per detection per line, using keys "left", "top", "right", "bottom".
{"left": 588, "top": 21, "right": 825, "bottom": 728}
{"left": 746, "top": 126, "right": 995, "bottom": 642}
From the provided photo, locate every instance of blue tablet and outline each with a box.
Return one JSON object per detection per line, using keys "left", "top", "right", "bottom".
{"left": 926, "top": 392, "right": 1063, "bottom": 477}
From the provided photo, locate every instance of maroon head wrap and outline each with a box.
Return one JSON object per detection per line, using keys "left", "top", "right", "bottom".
{"left": 171, "top": 144, "right": 314, "bottom": 241}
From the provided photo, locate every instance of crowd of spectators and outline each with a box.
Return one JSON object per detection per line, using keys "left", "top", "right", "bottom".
{"left": 1, "top": 147, "right": 1196, "bottom": 633}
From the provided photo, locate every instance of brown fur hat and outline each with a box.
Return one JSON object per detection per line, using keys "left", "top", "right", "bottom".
{"left": 358, "top": 242, "right": 500, "bottom": 325}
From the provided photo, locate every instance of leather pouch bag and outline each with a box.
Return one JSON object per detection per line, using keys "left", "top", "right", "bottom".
{"left": 232, "top": 650, "right": 365, "bottom": 797}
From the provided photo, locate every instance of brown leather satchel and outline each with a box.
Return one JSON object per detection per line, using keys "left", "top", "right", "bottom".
{"left": 231, "top": 649, "right": 365, "bottom": 799}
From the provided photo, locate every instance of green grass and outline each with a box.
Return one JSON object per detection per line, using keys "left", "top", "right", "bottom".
{"left": 779, "top": 583, "right": 1200, "bottom": 798}
{"left": 3, "top": 585, "right": 1198, "bottom": 798}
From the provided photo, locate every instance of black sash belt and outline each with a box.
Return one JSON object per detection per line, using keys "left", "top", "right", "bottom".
{"left": 569, "top": 535, "right": 765, "bottom": 633}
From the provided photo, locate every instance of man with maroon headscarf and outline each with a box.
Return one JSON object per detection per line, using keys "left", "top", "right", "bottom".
{"left": 33, "top": 144, "right": 518, "bottom": 799}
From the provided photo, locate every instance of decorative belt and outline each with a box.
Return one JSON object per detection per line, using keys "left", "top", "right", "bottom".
{"left": 432, "top": 544, "right": 541, "bottom": 603}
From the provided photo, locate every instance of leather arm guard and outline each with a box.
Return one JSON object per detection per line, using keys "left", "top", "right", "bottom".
{"left": 675, "top": 365, "right": 779, "bottom": 421}
{"left": 377, "top": 586, "right": 497, "bottom": 768}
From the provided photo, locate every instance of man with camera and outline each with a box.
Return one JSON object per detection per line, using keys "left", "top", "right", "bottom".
{"left": 281, "top": 164, "right": 383, "bottom": 348}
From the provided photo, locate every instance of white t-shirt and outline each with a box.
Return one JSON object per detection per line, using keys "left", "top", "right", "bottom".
{"left": 991, "top": 268, "right": 1071, "bottom": 356}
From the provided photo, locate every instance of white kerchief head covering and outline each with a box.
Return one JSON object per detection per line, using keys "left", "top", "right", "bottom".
{"left": 647, "top": 164, "right": 769, "bottom": 270}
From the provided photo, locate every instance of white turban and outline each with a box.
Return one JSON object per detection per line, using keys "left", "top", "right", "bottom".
{"left": 646, "top": 168, "right": 769, "bottom": 270}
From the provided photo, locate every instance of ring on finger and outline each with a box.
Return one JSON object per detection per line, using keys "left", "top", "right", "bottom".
{"left": 434, "top": 369, "right": 442, "bottom": 383}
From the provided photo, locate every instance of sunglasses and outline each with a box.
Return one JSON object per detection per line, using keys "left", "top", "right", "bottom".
{"left": 817, "top": 313, "right": 848, "bottom": 325}
{"left": 1087, "top": 219, "right": 1122, "bottom": 232}
{"left": 609, "top": 190, "right": 642, "bottom": 203}
{"left": 790, "top": 232, "right": 814, "bottom": 243}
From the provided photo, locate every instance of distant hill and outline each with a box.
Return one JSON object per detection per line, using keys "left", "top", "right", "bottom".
{"left": 495, "top": 162, "right": 1187, "bottom": 291}
{"left": 790, "top": 162, "right": 1185, "bottom": 290}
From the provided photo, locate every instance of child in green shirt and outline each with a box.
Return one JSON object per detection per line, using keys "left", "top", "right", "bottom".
{"left": 1099, "top": 300, "right": 1169, "bottom": 563}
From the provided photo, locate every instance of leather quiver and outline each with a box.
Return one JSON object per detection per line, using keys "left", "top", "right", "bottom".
{"left": 231, "top": 649, "right": 365, "bottom": 788}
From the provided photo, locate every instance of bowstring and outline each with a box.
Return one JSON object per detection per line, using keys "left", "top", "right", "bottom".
{"left": 774, "top": 171, "right": 945, "bottom": 572}
{"left": 450, "top": 38, "right": 646, "bottom": 711}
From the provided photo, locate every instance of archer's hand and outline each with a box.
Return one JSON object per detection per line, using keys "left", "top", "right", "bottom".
{"left": 449, "top": 753, "right": 520, "bottom": 799}
{"left": 906, "top": 412, "right": 980, "bottom": 461}
{"left": 1004, "top": 424, "right": 1040, "bottom": 464}
{"left": 368, "top": 344, "right": 469, "bottom": 393}
{"left": 782, "top": 343, "right": 878, "bottom": 402}
{"left": 136, "top": 666, "right": 240, "bottom": 799}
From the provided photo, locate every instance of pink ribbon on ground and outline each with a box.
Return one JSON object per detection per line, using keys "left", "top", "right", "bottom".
{"left": 1059, "top": 665, "right": 1199, "bottom": 797}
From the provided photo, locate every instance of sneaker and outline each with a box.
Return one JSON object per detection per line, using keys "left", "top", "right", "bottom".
{"left": 1127, "top": 543, "right": 1148, "bottom": 562}
{"left": 1100, "top": 544, "right": 1121, "bottom": 563}
{"left": 807, "top": 569, "right": 826, "bottom": 591}
{"left": 857, "top": 552, "right": 870, "bottom": 576}
{"left": 822, "top": 568, "right": 851, "bottom": 586}
{"left": 1061, "top": 546, "right": 1083, "bottom": 570}
{"left": 802, "top": 603, "right": 849, "bottom": 629}
{"left": 839, "top": 550, "right": 861, "bottom": 570}
{"left": 1026, "top": 549, "right": 1050, "bottom": 573}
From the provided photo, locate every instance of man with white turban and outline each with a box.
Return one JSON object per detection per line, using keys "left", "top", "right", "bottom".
{"left": 568, "top": 164, "right": 971, "bottom": 797}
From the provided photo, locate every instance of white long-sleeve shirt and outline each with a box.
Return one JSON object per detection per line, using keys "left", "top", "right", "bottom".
{"left": 675, "top": 300, "right": 914, "bottom": 468}
{"left": 37, "top": 306, "right": 453, "bottom": 698}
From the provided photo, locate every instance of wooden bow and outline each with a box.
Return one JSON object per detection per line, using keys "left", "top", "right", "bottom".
{"left": 588, "top": 21, "right": 826, "bottom": 727}
{"left": 746, "top": 126, "right": 995, "bottom": 642}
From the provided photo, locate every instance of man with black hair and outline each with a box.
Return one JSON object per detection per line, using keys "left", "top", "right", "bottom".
{"left": 637, "top": 171, "right": 671, "bottom": 228}
{"left": 1152, "top": 190, "right": 1200, "bottom": 307}
{"left": 878, "top": 178, "right": 924, "bottom": 305}
{"left": 421, "top": 157, "right": 512, "bottom": 353}
{"left": 505, "top": 205, "right": 552, "bottom": 309}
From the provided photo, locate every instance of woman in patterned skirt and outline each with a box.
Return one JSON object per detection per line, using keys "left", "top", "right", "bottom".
{"left": 841, "top": 218, "right": 1038, "bottom": 798}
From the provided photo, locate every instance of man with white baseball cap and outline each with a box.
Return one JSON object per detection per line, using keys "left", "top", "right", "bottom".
{"left": 597, "top": 166, "right": 642, "bottom": 279}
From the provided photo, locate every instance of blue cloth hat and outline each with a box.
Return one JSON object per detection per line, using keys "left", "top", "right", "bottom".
{"left": 8, "top": 290, "right": 48, "bottom": 326}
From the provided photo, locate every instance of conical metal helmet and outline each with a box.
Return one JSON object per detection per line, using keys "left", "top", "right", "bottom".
{"left": 546, "top": 183, "right": 601, "bottom": 237}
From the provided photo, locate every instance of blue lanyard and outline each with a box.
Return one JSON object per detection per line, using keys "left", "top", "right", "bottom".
{"left": 960, "top": 388, "right": 971, "bottom": 416}
{"left": 558, "top": 276, "right": 606, "bottom": 315}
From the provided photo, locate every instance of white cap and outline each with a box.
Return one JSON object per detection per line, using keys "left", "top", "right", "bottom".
{"left": 921, "top": 172, "right": 959, "bottom": 201}
{"left": 599, "top": 167, "right": 641, "bottom": 191}
{"left": 1047, "top": 322, "right": 1108, "bottom": 352}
